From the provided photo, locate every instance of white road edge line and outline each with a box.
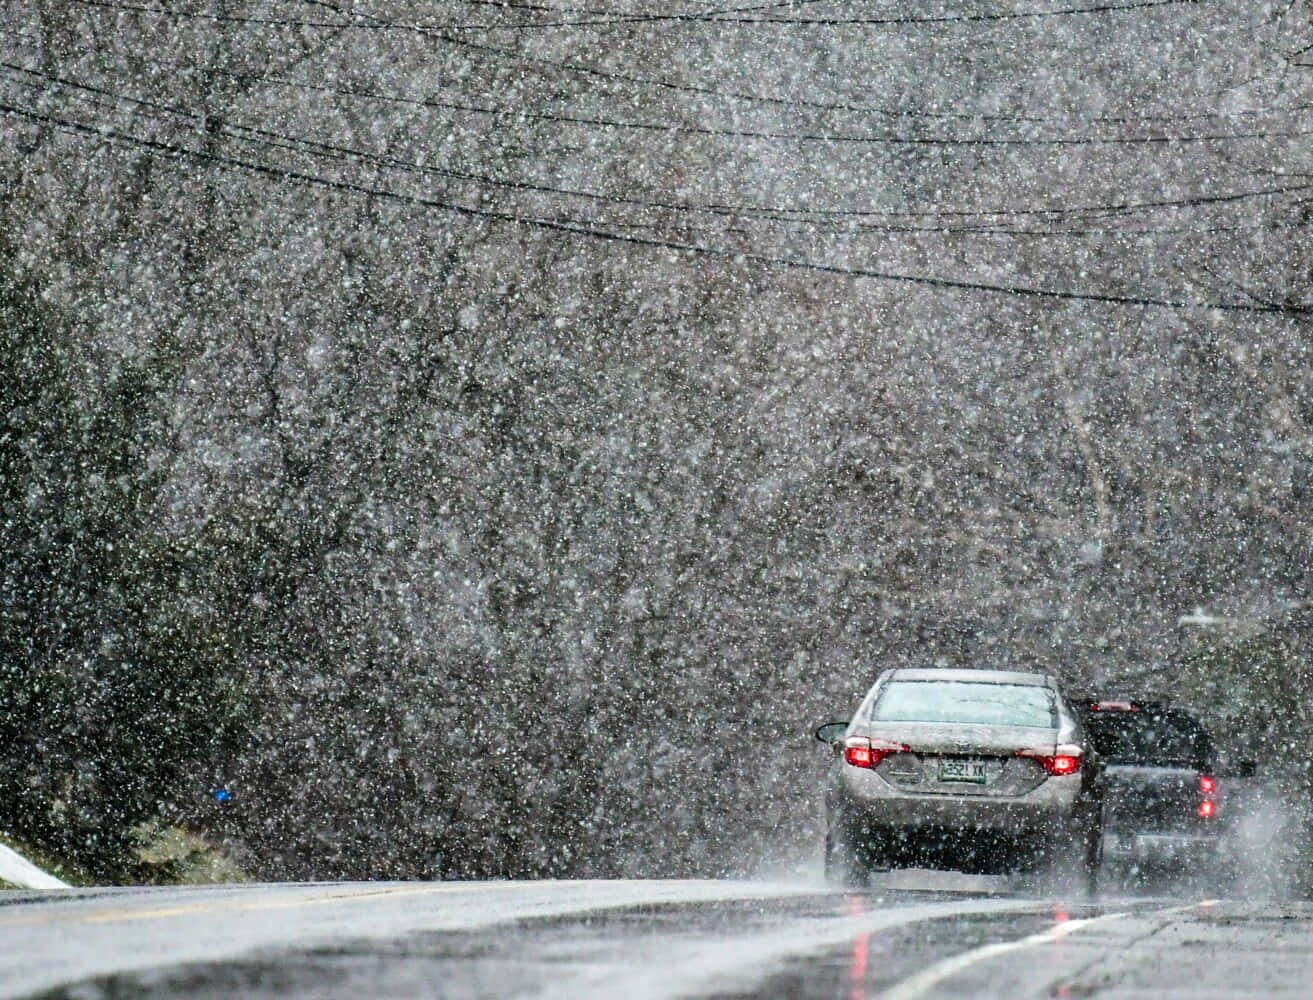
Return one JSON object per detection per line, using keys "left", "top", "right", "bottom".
{"left": 877, "top": 910, "right": 1131, "bottom": 1000}
{"left": 541, "top": 897, "right": 1054, "bottom": 1000}
{"left": 878, "top": 899, "right": 1219, "bottom": 1000}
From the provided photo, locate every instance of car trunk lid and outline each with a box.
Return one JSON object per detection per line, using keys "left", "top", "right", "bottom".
{"left": 866, "top": 722, "right": 1062, "bottom": 796}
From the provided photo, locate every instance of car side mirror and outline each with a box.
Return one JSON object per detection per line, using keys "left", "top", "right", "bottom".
{"left": 815, "top": 722, "right": 848, "bottom": 744}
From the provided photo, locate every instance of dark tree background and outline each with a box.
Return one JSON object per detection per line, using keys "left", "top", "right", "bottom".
{"left": 1, "top": 0, "right": 1311, "bottom": 880}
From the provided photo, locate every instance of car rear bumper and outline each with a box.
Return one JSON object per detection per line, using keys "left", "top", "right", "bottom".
{"left": 834, "top": 767, "right": 1088, "bottom": 836}
{"left": 1102, "top": 831, "right": 1219, "bottom": 865}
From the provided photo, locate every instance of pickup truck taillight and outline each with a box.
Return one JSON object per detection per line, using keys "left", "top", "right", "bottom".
{"left": 1016, "top": 744, "right": 1083, "bottom": 775}
{"left": 844, "top": 737, "right": 910, "bottom": 769}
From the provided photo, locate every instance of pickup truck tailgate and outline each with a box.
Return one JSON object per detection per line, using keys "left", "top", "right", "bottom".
{"left": 1102, "top": 764, "right": 1205, "bottom": 834}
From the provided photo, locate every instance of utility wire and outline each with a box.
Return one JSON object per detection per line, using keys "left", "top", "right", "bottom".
{"left": 64, "top": 0, "right": 1284, "bottom": 132}
{"left": 0, "top": 63, "right": 732, "bottom": 221}
{"left": 300, "top": 0, "right": 835, "bottom": 18}
{"left": 661, "top": 0, "right": 1206, "bottom": 24}
{"left": 7, "top": 63, "right": 1307, "bottom": 226}
{"left": 145, "top": 53, "right": 1313, "bottom": 130}
{"left": 13, "top": 56, "right": 1307, "bottom": 150}
{"left": 770, "top": 182, "right": 1313, "bottom": 220}
{"left": 2, "top": 98, "right": 1304, "bottom": 315}
{"left": 442, "top": 0, "right": 1211, "bottom": 30}
{"left": 296, "top": 0, "right": 1311, "bottom": 140}
{"left": 62, "top": 0, "right": 1208, "bottom": 32}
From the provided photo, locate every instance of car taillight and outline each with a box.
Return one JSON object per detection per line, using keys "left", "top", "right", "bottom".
{"left": 844, "top": 737, "right": 910, "bottom": 769}
{"left": 1199, "top": 775, "right": 1216, "bottom": 794}
{"left": 1199, "top": 800, "right": 1216, "bottom": 818}
{"left": 1016, "top": 744, "right": 1083, "bottom": 775}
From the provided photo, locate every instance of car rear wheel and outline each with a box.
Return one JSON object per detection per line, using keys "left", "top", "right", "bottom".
{"left": 1024, "top": 819, "right": 1100, "bottom": 897}
{"left": 824, "top": 815, "right": 872, "bottom": 887}
{"left": 1081, "top": 820, "right": 1103, "bottom": 896}
{"left": 1057, "top": 818, "right": 1102, "bottom": 897}
{"left": 1101, "top": 859, "right": 1131, "bottom": 892}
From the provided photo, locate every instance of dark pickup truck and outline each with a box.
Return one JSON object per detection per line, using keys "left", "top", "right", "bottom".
{"left": 1076, "top": 700, "right": 1249, "bottom": 885}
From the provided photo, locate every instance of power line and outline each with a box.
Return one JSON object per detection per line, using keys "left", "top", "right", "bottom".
{"left": 770, "top": 181, "right": 1313, "bottom": 220}
{"left": 447, "top": 0, "right": 1210, "bottom": 30}
{"left": 62, "top": 0, "right": 1209, "bottom": 32}
{"left": 298, "top": 0, "right": 835, "bottom": 19}
{"left": 16, "top": 56, "right": 1307, "bottom": 151}
{"left": 664, "top": 0, "right": 1206, "bottom": 25}
{"left": 8, "top": 62, "right": 1307, "bottom": 226}
{"left": 293, "top": 0, "right": 1309, "bottom": 139}
{"left": 0, "top": 63, "right": 728, "bottom": 220}
{"left": 845, "top": 216, "right": 1312, "bottom": 238}
{"left": 64, "top": 0, "right": 1287, "bottom": 134}
{"left": 146, "top": 54, "right": 1313, "bottom": 130}
{"left": 3, "top": 98, "right": 1304, "bottom": 315}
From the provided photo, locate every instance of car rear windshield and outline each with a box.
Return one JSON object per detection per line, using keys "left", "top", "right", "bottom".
{"left": 870, "top": 680, "right": 1058, "bottom": 728}
{"left": 1084, "top": 711, "right": 1213, "bottom": 767}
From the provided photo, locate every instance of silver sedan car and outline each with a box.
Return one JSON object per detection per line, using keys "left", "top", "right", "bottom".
{"left": 817, "top": 668, "right": 1102, "bottom": 889}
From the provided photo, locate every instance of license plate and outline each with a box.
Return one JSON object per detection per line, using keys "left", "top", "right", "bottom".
{"left": 938, "top": 758, "right": 987, "bottom": 784}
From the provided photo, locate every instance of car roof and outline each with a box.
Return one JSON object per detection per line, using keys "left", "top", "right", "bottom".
{"left": 884, "top": 667, "right": 1057, "bottom": 687}
{"left": 1082, "top": 701, "right": 1206, "bottom": 727}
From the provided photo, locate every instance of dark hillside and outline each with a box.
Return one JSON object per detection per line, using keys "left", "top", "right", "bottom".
{"left": 1, "top": 1, "right": 1310, "bottom": 880}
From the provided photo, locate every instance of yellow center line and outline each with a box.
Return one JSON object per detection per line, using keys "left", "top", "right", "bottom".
{"left": 1, "top": 878, "right": 774, "bottom": 929}
{"left": 0, "top": 881, "right": 521, "bottom": 928}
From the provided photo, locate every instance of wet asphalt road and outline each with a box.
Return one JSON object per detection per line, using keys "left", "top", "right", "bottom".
{"left": 3, "top": 875, "right": 1311, "bottom": 999}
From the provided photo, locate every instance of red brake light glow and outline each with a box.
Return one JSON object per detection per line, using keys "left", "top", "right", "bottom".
{"left": 844, "top": 742, "right": 873, "bottom": 768}
{"left": 1017, "top": 744, "right": 1083, "bottom": 775}
{"left": 844, "top": 738, "right": 910, "bottom": 769}
{"left": 1199, "top": 800, "right": 1216, "bottom": 818}
{"left": 1049, "top": 754, "right": 1082, "bottom": 776}
{"left": 1199, "top": 775, "right": 1217, "bottom": 794}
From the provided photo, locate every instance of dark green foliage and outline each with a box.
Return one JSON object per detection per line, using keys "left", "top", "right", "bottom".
{"left": 0, "top": 243, "right": 254, "bottom": 878}
{"left": 1178, "top": 634, "right": 1313, "bottom": 770}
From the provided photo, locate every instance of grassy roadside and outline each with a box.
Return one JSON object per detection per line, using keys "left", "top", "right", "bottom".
{"left": 129, "top": 821, "right": 248, "bottom": 885}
